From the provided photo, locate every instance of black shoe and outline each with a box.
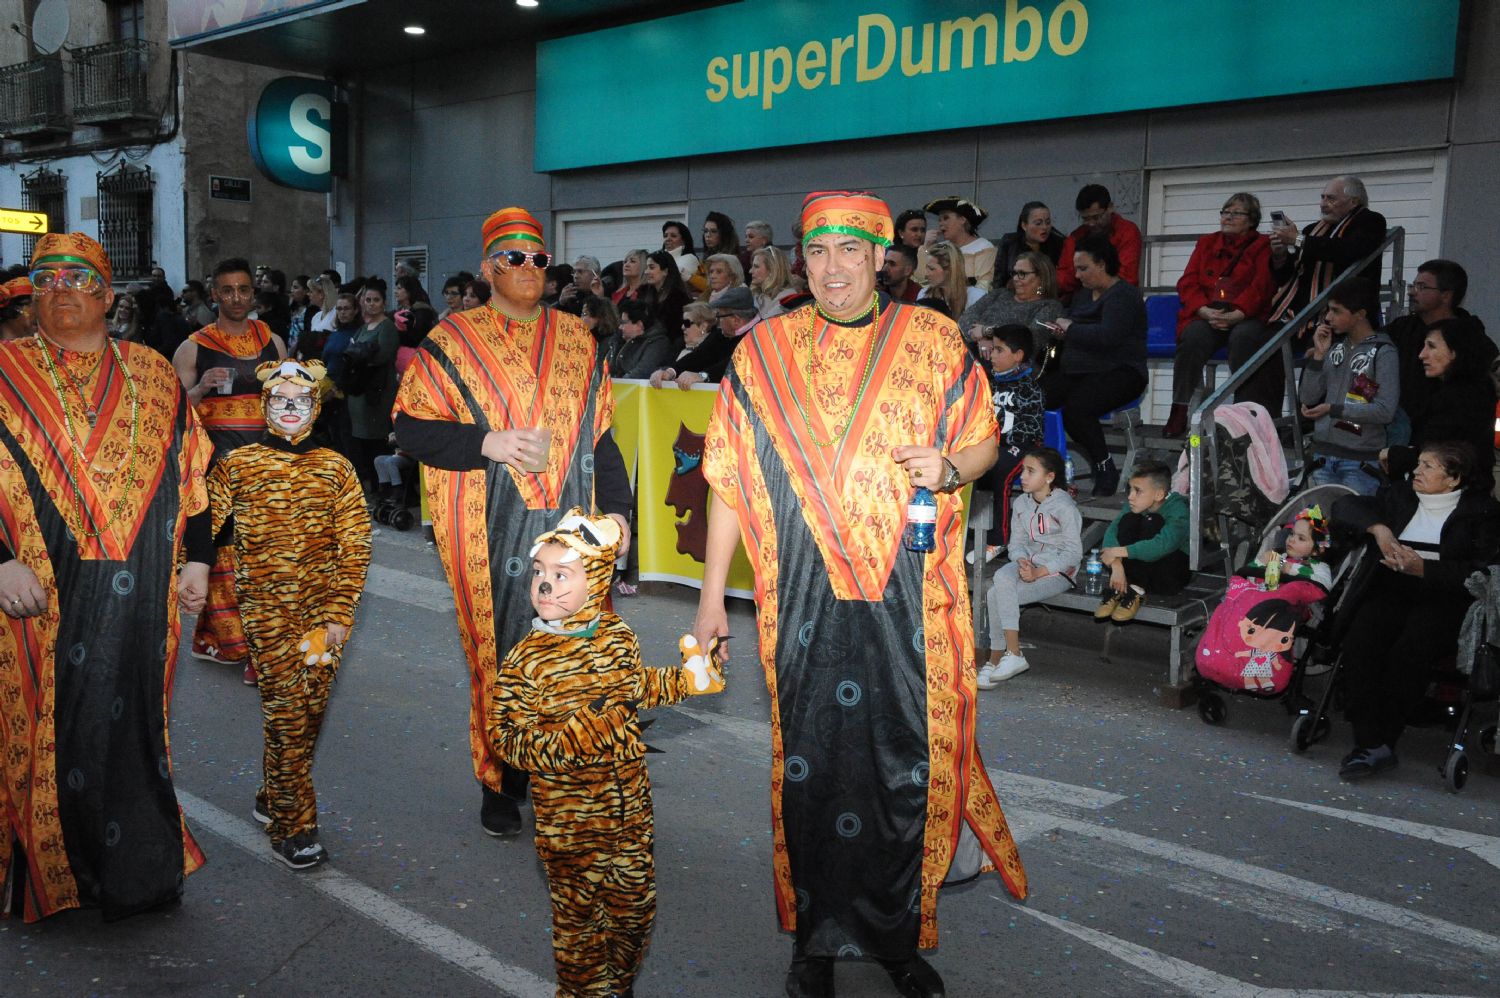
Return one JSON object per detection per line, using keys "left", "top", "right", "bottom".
{"left": 1338, "top": 745, "right": 1398, "bottom": 780}
{"left": 881, "top": 955, "right": 945, "bottom": 998}
{"left": 609, "top": 989, "right": 635, "bottom": 998}
{"left": 252, "top": 796, "right": 270, "bottom": 826}
{"left": 272, "top": 832, "right": 327, "bottom": 870}
{"left": 785, "top": 956, "right": 834, "bottom": 998}
{"left": 481, "top": 787, "right": 523, "bottom": 837}
{"left": 1091, "top": 458, "right": 1120, "bottom": 497}
{"left": 1162, "top": 403, "right": 1188, "bottom": 439}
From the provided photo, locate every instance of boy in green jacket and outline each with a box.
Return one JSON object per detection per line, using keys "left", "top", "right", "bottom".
{"left": 1096, "top": 461, "right": 1190, "bottom": 622}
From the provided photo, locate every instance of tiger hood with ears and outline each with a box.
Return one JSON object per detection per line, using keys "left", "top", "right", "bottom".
{"left": 528, "top": 508, "right": 621, "bottom": 633}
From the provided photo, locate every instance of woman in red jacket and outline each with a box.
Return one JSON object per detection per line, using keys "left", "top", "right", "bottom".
{"left": 1165, "top": 193, "right": 1276, "bottom": 436}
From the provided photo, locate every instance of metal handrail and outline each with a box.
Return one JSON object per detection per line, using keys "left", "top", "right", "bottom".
{"left": 1185, "top": 225, "right": 1407, "bottom": 571}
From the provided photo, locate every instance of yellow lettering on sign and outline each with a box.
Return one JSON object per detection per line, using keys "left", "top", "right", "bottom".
{"left": 901, "top": 24, "right": 934, "bottom": 76}
{"left": 796, "top": 40, "right": 827, "bottom": 89}
{"left": 705, "top": 56, "right": 730, "bottom": 102}
{"left": 1050, "top": 0, "right": 1089, "bottom": 56}
{"left": 940, "top": 15, "right": 998, "bottom": 71}
{"left": 830, "top": 33, "right": 855, "bottom": 85}
{"left": 857, "top": 14, "right": 895, "bottom": 83}
{"left": 763, "top": 46, "right": 793, "bottom": 108}
{"left": 731, "top": 51, "right": 759, "bottom": 99}
{"left": 1005, "top": 0, "right": 1043, "bottom": 62}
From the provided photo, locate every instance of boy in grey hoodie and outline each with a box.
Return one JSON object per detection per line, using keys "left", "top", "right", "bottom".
{"left": 1298, "top": 278, "right": 1398, "bottom": 495}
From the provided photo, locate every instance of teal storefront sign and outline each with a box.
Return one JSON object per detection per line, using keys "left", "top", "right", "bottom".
{"left": 536, "top": 0, "right": 1460, "bottom": 172}
{"left": 248, "top": 77, "right": 347, "bottom": 193}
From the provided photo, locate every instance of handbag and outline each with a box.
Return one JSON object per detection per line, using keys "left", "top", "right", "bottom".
{"left": 1472, "top": 642, "right": 1500, "bottom": 699}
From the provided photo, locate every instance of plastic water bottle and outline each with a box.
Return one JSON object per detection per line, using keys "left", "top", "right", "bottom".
{"left": 1082, "top": 549, "right": 1105, "bottom": 596}
{"left": 1064, "top": 456, "right": 1078, "bottom": 498}
{"left": 905, "top": 487, "right": 937, "bottom": 552}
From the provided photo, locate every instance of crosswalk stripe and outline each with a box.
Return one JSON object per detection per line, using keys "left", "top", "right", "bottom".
{"left": 1016, "top": 905, "right": 1486, "bottom": 998}
{"left": 177, "top": 790, "right": 553, "bottom": 998}
{"left": 1241, "top": 792, "right": 1500, "bottom": 871}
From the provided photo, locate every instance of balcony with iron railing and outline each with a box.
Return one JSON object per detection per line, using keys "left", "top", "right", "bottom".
{"left": 0, "top": 57, "right": 69, "bottom": 136}
{"left": 72, "top": 40, "right": 156, "bottom": 125}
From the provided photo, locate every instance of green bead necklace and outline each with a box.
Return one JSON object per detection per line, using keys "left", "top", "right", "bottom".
{"left": 795, "top": 296, "right": 881, "bottom": 448}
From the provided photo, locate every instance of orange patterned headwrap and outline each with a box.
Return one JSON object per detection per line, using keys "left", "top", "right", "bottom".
{"left": 482, "top": 207, "right": 545, "bottom": 254}
{"left": 1, "top": 276, "right": 32, "bottom": 302}
{"left": 800, "top": 191, "right": 894, "bottom": 248}
{"left": 31, "top": 232, "right": 111, "bottom": 286}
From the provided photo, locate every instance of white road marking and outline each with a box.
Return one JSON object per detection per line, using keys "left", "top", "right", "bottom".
{"left": 363, "top": 563, "right": 455, "bottom": 614}
{"left": 670, "top": 705, "right": 1500, "bottom": 958}
{"left": 1241, "top": 792, "right": 1500, "bottom": 871}
{"left": 1017, "top": 905, "right": 1485, "bottom": 998}
{"left": 177, "top": 790, "right": 553, "bottom": 998}
{"left": 1039, "top": 811, "right": 1500, "bottom": 960}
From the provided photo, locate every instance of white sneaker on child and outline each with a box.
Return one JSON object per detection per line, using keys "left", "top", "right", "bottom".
{"left": 991, "top": 653, "right": 1030, "bottom": 682}
{"left": 976, "top": 663, "right": 999, "bottom": 690}
{"left": 966, "top": 544, "right": 1005, "bottom": 566}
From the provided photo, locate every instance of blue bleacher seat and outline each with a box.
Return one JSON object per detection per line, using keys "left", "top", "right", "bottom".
{"left": 1146, "top": 294, "right": 1180, "bottom": 359}
{"left": 1043, "top": 409, "right": 1065, "bottom": 452}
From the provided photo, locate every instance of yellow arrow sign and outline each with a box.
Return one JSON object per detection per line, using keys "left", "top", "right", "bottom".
{"left": 0, "top": 208, "right": 47, "bottom": 235}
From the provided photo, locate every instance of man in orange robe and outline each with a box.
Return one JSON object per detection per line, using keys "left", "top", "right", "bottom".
{"left": 693, "top": 192, "right": 1028, "bottom": 998}
{"left": 393, "top": 208, "right": 632, "bottom": 838}
{"left": 0, "top": 233, "right": 213, "bottom": 921}
{"left": 171, "top": 258, "right": 287, "bottom": 676}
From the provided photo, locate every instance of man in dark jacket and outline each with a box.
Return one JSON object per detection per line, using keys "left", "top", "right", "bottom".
{"left": 1384, "top": 259, "right": 1495, "bottom": 419}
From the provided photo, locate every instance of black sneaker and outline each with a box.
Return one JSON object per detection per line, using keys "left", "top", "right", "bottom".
{"left": 1092, "top": 459, "right": 1121, "bottom": 497}
{"left": 252, "top": 798, "right": 271, "bottom": 826}
{"left": 272, "top": 833, "right": 327, "bottom": 870}
{"left": 480, "top": 787, "right": 523, "bottom": 837}
{"left": 785, "top": 956, "right": 834, "bottom": 998}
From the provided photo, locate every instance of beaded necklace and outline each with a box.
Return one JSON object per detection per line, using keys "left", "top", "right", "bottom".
{"left": 52, "top": 344, "right": 106, "bottom": 426}
{"left": 795, "top": 296, "right": 881, "bottom": 448}
{"left": 35, "top": 334, "right": 141, "bottom": 539}
{"left": 488, "top": 299, "right": 543, "bottom": 325}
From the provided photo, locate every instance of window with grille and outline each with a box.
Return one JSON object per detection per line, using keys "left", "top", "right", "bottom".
{"left": 97, "top": 164, "right": 153, "bottom": 282}
{"left": 20, "top": 166, "right": 66, "bottom": 263}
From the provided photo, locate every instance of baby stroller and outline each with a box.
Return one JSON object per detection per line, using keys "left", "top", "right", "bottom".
{"left": 1194, "top": 483, "right": 1359, "bottom": 727}
{"left": 1438, "top": 564, "right": 1500, "bottom": 792}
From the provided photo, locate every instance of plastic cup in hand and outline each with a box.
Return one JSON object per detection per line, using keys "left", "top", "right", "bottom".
{"left": 217, "top": 368, "right": 234, "bottom": 395}
{"left": 520, "top": 427, "right": 552, "bottom": 473}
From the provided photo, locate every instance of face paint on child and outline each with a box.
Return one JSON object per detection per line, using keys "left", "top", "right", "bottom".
{"left": 267, "top": 383, "right": 316, "bottom": 439}
{"left": 530, "top": 541, "right": 588, "bottom": 622}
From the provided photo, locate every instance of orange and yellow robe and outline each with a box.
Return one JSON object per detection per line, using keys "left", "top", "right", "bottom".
{"left": 188, "top": 320, "right": 279, "bottom": 663}
{"left": 0, "top": 337, "right": 210, "bottom": 921}
{"left": 393, "top": 304, "right": 615, "bottom": 797}
{"left": 703, "top": 297, "right": 1028, "bottom": 959}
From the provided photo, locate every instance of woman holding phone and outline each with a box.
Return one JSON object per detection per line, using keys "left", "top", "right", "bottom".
{"left": 1165, "top": 192, "right": 1276, "bottom": 436}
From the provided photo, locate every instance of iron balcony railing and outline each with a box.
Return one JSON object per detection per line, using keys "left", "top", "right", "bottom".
{"left": 72, "top": 40, "right": 155, "bottom": 124}
{"left": 0, "top": 57, "right": 68, "bottom": 135}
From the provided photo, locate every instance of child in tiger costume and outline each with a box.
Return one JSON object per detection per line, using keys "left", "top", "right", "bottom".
{"left": 488, "top": 510, "right": 724, "bottom": 998}
{"left": 207, "top": 359, "right": 372, "bottom": 869}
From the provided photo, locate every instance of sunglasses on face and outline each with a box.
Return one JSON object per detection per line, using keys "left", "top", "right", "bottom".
{"left": 682, "top": 318, "right": 697, "bottom": 327}
{"left": 489, "top": 250, "right": 551, "bottom": 269}
{"left": 30, "top": 267, "right": 105, "bottom": 294}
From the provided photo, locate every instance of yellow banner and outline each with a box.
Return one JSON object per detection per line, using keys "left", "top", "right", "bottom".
{"left": 615, "top": 381, "right": 755, "bottom": 598}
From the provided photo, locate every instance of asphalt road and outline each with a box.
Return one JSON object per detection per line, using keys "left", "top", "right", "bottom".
{"left": 5, "top": 525, "right": 1499, "bottom": 997}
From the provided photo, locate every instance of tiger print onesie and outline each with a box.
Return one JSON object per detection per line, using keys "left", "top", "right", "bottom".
{"left": 488, "top": 510, "right": 723, "bottom": 998}
{"left": 207, "top": 360, "right": 371, "bottom": 862}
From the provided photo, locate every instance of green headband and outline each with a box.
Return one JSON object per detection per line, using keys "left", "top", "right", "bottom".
{"left": 801, "top": 223, "right": 892, "bottom": 248}
{"left": 32, "top": 254, "right": 102, "bottom": 273}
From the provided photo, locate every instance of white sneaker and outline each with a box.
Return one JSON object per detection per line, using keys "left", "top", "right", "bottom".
{"left": 976, "top": 663, "right": 1000, "bottom": 689}
{"left": 992, "top": 653, "right": 1030, "bottom": 682}
{"left": 966, "top": 544, "right": 1005, "bottom": 566}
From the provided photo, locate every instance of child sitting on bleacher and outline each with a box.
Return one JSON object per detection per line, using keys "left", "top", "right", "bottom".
{"left": 978, "top": 448, "right": 1082, "bottom": 686}
{"left": 969, "top": 323, "right": 1046, "bottom": 566}
{"left": 1097, "top": 461, "right": 1190, "bottom": 623}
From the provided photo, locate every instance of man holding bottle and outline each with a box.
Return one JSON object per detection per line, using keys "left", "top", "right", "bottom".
{"left": 692, "top": 191, "right": 1025, "bottom": 998}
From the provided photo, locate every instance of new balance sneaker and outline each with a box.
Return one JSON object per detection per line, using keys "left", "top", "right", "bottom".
{"left": 242, "top": 661, "right": 258, "bottom": 686}
{"left": 272, "top": 832, "right": 327, "bottom": 870}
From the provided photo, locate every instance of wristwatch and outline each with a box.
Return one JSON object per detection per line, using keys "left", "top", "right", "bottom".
{"left": 937, "top": 458, "right": 962, "bottom": 494}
